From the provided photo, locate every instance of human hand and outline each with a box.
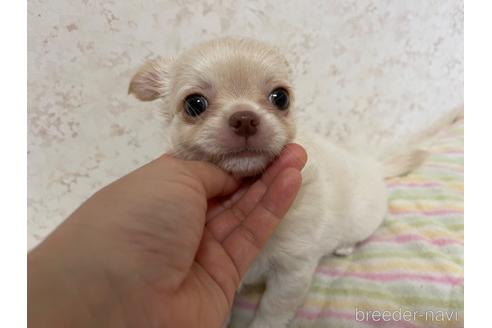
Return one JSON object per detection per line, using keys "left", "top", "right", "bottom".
{"left": 28, "top": 144, "right": 307, "bottom": 328}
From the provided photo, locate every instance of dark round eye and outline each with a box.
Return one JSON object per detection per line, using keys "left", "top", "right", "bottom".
{"left": 268, "top": 88, "right": 290, "bottom": 110}
{"left": 184, "top": 94, "right": 208, "bottom": 117}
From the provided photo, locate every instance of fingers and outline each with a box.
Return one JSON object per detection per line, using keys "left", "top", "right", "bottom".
{"left": 260, "top": 143, "right": 307, "bottom": 185}
{"left": 206, "top": 143, "right": 307, "bottom": 224}
{"left": 194, "top": 229, "right": 240, "bottom": 306}
{"left": 221, "top": 168, "right": 302, "bottom": 277}
{"left": 206, "top": 144, "right": 307, "bottom": 240}
{"left": 207, "top": 180, "right": 267, "bottom": 241}
{"left": 194, "top": 167, "right": 303, "bottom": 307}
{"left": 206, "top": 184, "right": 249, "bottom": 222}
{"left": 144, "top": 154, "right": 239, "bottom": 199}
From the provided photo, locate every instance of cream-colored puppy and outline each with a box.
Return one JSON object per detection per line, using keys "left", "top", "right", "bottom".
{"left": 129, "top": 37, "right": 425, "bottom": 327}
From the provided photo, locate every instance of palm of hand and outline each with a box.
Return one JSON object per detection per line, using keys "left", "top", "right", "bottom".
{"left": 39, "top": 145, "right": 305, "bottom": 328}
{"left": 126, "top": 149, "right": 304, "bottom": 328}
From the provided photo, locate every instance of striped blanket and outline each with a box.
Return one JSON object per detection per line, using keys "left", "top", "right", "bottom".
{"left": 230, "top": 120, "right": 464, "bottom": 328}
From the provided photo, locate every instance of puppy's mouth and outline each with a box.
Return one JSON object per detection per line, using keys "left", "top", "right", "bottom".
{"left": 223, "top": 147, "right": 271, "bottom": 158}
{"left": 211, "top": 146, "right": 279, "bottom": 178}
{"left": 176, "top": 136, "right": 288, "bottom": 178}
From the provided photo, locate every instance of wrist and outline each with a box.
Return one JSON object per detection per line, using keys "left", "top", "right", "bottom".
{"left": 28, "top": 235, "right": 124, "bottom": 328}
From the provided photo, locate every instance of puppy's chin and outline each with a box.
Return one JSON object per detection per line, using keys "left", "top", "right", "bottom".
{"left": 169, "top": 146, "right": 277, "bottom": 178}
{"left": 216, "top": 153, "right": 273, "bottom": 178}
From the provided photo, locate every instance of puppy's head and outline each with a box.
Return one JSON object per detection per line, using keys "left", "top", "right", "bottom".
{"left": 129, "top": 38, "right": 296, "bottom": 177}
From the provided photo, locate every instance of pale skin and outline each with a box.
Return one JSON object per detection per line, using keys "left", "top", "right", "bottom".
{"left": 28, "top": 144, "right": 307, "bottom": 328}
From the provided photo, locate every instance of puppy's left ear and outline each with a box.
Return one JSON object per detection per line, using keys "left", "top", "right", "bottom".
{"left": 128, "top": 58, "right": 173, "bottom": 101}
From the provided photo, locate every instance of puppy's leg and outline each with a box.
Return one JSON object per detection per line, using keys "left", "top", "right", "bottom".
{"left": 333, "top": 245, "right": 355, "bottom": 256}
{"left": 248, "top": 260, "right": 318, "bottom": 328}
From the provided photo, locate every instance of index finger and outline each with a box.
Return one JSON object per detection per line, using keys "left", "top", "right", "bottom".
{"left": 260, "top": 143, "right": 308, "bottom": 185}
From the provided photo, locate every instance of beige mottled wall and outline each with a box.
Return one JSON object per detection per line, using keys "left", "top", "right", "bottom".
{"left": 28, "top": 0, "right": 463, "bottom": 248}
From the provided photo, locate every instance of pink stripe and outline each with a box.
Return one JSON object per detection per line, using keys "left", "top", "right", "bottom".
{"left": 389, "top": 189, "right": 464, "bottom": 199}
{"left": 297, "top": 309, "right": 355, "bottom": 320}
{"left": 316, "top": 269, "right": 463, "bottom": 286}
{"left": 362, "top": 233, "right": 463, "bottom": 247}
{"left": 389, "top": 209, "right": 463, "bottom": 217}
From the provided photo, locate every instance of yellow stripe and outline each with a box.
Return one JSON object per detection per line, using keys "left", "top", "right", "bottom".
{"left": 375, "top": 227, "right": 463, "bottom": 241}
{"left": 389, "top": 204, "right": 463, "bottom": 213}
{"left": 387, "top": 181, "right": 463, "bottom": 192}
{"left": 317, "top": 261, "right": 463, "bottom": 275}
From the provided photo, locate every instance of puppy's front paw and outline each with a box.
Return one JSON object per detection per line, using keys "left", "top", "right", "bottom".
{"left": 333, "top": 246, "right": 354, "bottom": 256}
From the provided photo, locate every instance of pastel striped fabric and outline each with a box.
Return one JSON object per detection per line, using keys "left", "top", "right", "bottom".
{"left": 230, "top": 120, "right": 464, "bottom": 328}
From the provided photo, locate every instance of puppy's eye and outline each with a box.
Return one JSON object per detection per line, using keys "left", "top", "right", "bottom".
{"left": 184, "top": 94, "right": 208, "bottom": 117}
{"left": 268, "top": 88, "right": 289, "bottom": 110}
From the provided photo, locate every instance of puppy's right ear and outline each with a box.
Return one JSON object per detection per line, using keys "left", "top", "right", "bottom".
{"left": 128, "top": 58, "right": 173, "bottom": 101}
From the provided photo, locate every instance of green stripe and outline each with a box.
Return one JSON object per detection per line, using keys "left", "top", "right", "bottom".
{"left": 416, "top": 175, "right": 462, "bottom": 182}
{"left": 420, "top": 169, "right": 464, "bottom": 176}
{"left": 383, "top": 222, "right": 462, "bottom": 234}
{"left": 384, "top": 216, "right": 463, "bottom": 224}
{"left": 321, "top": 251, "right": 464, "bottom": 265}
{"left": 314, "top": 275, "right": 464, "bottom": 290}
{"left": 428, "top": 155, "right": 464, "bottom": 165}
{"left": 388, "top": 192, "right": 463, "bottom": 201}
{"left": 384, "top": 216, "right": 463, "bottom": 225}
{"left": 406, "top": 175, "right": 463, "bottom": 182}
{"left": 323, "top": 248, "right": 463, "bottom": 265}
{"left": 312, "top": 277, "right": 463, "bottom": 303}
{"left": 383, "top": 220, "right": 464, "bottom": 232}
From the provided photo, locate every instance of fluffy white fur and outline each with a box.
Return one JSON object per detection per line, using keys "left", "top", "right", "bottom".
{"left": 129, "top": 37, "right": 425, "bottom": 327}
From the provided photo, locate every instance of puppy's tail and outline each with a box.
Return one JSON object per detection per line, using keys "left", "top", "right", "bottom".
{"left": 380, "top": 105, "right": 463, "bottom": 178}
{"left": 382, "top": 149, "right": 428, "bottom": 178}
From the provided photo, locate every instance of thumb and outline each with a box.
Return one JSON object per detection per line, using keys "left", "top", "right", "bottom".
{"left": 170, "top": 157, "right": 240, "bottom": 199}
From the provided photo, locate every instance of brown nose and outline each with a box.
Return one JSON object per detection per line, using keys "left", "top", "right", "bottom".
{"left": 228, "top": 111, "right": 260, "bottom": 137}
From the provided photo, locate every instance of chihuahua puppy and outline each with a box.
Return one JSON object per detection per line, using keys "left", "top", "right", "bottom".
{"left": 129, "top": 38, "right": 425, "bottom": 327}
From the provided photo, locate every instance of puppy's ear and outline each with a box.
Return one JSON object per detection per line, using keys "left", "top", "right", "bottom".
{"left": 128, "top": 58, "right": 173, "bottom": 101}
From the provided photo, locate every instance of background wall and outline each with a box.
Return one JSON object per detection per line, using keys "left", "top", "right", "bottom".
{"left": 28, "top": 0, "right": 463, "bottom": 248}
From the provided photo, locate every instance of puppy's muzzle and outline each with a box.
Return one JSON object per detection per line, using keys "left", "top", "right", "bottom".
{"left": 228, "top": 111, "right": 260, "bottom": 137}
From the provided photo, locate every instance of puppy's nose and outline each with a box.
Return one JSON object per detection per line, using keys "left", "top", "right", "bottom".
{"left": 228, "top": 111, "right": 260, "bottom": 137}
